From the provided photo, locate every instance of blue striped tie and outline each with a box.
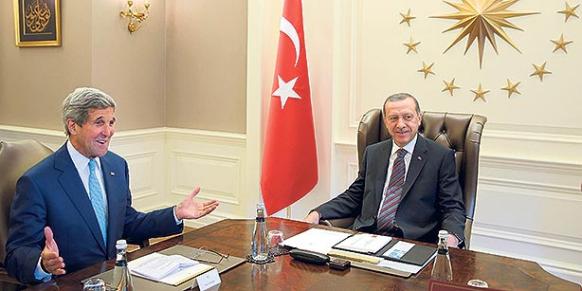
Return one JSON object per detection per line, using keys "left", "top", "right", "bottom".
{"left": 377, "top": 148, "right": 407, "bottom": 232}
{"left": 88, "top": 159, "right": 108, "bottom": 244}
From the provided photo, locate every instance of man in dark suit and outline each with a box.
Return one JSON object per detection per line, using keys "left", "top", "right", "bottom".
{"left": 305, "top": 93, "right": 465, "bottom": 247}
{"left": 5, "top": 87, "right": 219, "bottom": 284}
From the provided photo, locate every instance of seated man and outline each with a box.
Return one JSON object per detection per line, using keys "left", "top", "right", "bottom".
{"left": 305, "top": 93, "right": 465, "bottom": 247}
{"left": 5, "top": 87, "right": 219, "bottom": 284}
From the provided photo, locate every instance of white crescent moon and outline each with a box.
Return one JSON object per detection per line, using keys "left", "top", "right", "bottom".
{"left": 279, "top": 17, "right": 300, "bottom": 67}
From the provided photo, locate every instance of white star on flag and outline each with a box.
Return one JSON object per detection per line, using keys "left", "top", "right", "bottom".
{"left": 272, "top": 75, "right": 301, "bottom": 109}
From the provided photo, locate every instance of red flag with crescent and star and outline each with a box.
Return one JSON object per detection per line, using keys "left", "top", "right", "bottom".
{"left": 261, "top": 0, "right": 318, "bottom": 215}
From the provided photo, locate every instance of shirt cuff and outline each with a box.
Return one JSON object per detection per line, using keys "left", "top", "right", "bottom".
{"left": 451, "top": 232, "right": 464, "bottom": 248}
{"left": 173, "top": 206, "right": 183, "bottom": 225}
{"left": 34, "top": 256, "right": 52, "bottom": 282}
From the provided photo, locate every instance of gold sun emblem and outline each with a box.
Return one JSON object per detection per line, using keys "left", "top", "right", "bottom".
{"left": 432, "top": 0, "right": 539, "bottom": 68}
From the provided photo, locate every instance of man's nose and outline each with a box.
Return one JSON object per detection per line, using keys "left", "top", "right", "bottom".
{"left": 103, "top": 124, "right": 114, "bottom": 136}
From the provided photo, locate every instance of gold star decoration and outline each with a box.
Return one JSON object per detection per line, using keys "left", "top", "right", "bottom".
{"left": 501, "top": 79, "right": 521, "bottom": 98}
{"left": 471, "top": 83, "right": 489, "bottom": 102}
{"left": 404, "top": 38, "right": 421, "bottom": 54}
{"left": 442, "top": 78, "right": 460, "bottom": 96}
{"left": 400, "top": 9, "right": 416, "bottom": 26}
{"left": 558, "top": 2, "right": 580, "bottom": 22}
{"left": 551, "top": 34, "right": 573, "bottom": 53}
{"left": 529, "top": 62, "right": 552, "bottom": 81}
{"left": 418, "top": 62, "right": 436, "bottom": 79}
{"left": 432, "top": 0, "right": 539, "bottom": 68}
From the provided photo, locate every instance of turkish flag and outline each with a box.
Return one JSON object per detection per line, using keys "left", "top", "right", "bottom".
{"left": 261, "top": 0, "right": 318, "bottom": 215}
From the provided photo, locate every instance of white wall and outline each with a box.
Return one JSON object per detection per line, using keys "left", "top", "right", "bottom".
{"left": 2, "top": 0, "right": 580, "bottom": 286}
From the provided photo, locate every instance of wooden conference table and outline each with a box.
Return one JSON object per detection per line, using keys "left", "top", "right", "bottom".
{"left": 23, "top": 218, "right": 580, "bottom": 290}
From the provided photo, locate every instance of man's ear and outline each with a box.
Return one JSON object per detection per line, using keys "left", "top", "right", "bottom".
{"left": 66, "top": 119, "right": 78, "bottom": 135}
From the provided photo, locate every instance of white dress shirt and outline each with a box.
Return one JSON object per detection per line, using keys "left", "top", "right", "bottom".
{"left": 376, "top": 135, "right": 417, "bottom": 217}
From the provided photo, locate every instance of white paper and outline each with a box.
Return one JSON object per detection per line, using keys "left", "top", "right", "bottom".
{"left": 129, "top": 252, "right": 214, "bottom": 286}
{"left": 282, "top": 228, "right": 351, "bottom": 254}
{"left": 376, "top": 250, "right": 437, "bottom": 274}
{"left": 382, "top": 241, "right": 414, "bottom": 259}
{"left": 196, "top": 268, "right": 221, "bottom": 291}
{"left": 334, "top": 233, "right": 392, "bottom": 254}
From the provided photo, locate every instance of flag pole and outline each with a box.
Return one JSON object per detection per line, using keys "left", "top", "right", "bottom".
{"left": 286, "top": 206, "right": 292, "bottom": 219}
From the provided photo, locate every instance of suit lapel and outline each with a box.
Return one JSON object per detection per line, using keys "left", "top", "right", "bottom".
{"left": 54, "top": 145, "right": 106, "bottom": 253}
{"left": 372, "top": 141, "right": 392, "bottom": 211}
{"left": 401, "top": 135, "right": 428, "bottom": 200}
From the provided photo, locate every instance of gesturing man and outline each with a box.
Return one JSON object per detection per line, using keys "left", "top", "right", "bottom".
{"left": 6, "top": 87, "right": 219, "bottom": 284}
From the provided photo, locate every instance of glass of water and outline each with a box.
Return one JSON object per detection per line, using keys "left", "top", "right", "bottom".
{"left": 83, "top": 278, "right": 106, "bottom": 291}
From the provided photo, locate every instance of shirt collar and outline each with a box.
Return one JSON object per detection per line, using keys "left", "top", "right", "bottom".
{"left": 66, "top": 140, "right": 102, "bottom": 170}
{"left": 391, "top": 134, "right": 418, "bottom": 156}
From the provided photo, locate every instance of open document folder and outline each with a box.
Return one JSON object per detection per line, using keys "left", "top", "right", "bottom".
{"left": 282, "top": 227, "right": 436, "bottom": 276}
{"left": 128, "top": 252, "right": 214, "bottom": 286}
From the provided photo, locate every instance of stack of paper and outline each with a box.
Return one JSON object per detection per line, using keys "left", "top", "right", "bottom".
{"left": 282, "top": 228, "right": 352, "bottom": 254}
{"left": 334, "top": 233, "right": 392, "bottom": 254}
{"left": 129, "top": 252, "right": 214, "bottom": 286}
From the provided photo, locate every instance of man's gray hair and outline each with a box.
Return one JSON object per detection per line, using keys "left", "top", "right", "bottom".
{"left": 62, "top": 87, "right": 116, "bottom": 136}
{"left": 382, "top": 93, "right": 421, "bottom": 116}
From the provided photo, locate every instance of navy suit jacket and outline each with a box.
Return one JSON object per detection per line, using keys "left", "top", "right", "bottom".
{"left": 5, "top": 144, "right": 182, "bottom": 284}
{"left": 316, "top": 135, "right": 465, "bottom": 243}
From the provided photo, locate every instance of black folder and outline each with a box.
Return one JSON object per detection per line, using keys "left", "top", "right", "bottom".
{"left": 377, "top": 240, "right": 436, "bottom": 266}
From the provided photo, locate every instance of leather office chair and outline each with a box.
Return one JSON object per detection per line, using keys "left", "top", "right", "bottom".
{"left": 323, "top": 109, "right": 486, "bottom": 249}
{"left": 0, "top": 140, "right": 53, "bottom": 283}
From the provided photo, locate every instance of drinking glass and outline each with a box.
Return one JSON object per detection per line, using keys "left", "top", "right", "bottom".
{"left": 267, "top": 230, "right": 285, "bottom": 255}
{"left": 82, "top": 278, "right": 106, "bottom": 291}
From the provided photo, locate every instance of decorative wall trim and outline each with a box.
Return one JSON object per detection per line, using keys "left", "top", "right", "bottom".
{"left": 168, "top": 151, "right": 242, "bottom": 206}
{"left": 0, "top": 125, "right": 248, "bottom": 225}
{"left": 473, "top": 223, "right": 582, "bottom": 253}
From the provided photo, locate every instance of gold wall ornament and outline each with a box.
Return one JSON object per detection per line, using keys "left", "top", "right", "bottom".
{"left": 501, "top": 79, "right": 521, "bottom": 98}
{"left": 551, "top": 34, "right": 573, "bottom": 53}
{"left": 530, "top": 62, "right": 551, "bottom": 81}
{"left": 404, "top": 38, "right": 421, "bottom": 54}
{"left": 400, "top": 9, "right": 416, "bottom": 26}
{"left": 418, "top": 62, "right": 436, "bottom": 79}
{"left": 120, "top": 0, "right": 150, "bottom": 33}
{"left": 13, "top": 0, "right": 61, "bottom": 47}
{"left": 431, "top": 0, "right": 539, "bottom": 68}
{"left": 25, "top": 0, "right": 51, "bottom": 33}
{"left": 442, "top": 78, "right": 460, "bottom": 96}
{"left": 471, "top": 83, "right": 489, "bottom": 102}
{"left": 558, "top": 2, "right": 580, "bottom": 22}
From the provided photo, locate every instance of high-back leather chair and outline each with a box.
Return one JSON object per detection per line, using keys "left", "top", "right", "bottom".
{"left": 326, "top": 109, "right": 486, "bottom": 249}
{"left": 0, "top": 140, "right": 53, "bottom": 281}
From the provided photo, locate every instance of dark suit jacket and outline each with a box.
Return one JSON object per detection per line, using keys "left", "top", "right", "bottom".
{"left": 5, "top": 144, "right": 183, "bottom": 284}
{"left": 316, "top": 135, "right": 465, "bottom": 243}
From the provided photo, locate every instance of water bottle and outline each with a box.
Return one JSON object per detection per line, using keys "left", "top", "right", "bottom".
{"left": 251, "top": 203, "right": 269, "bottom": 263}
{"left": 112, "top": 240, "right": 134, "bottom": 291}
{"left": 431, "top": 230, "right": 453, "bottom": 281}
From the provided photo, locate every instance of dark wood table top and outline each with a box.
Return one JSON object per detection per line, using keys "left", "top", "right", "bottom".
{"left": 23, "top": 218, "right": 580, "bottom": 290}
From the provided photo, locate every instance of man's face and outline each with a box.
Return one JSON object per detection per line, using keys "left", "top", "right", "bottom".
{"left": 68, "top": 107, "right": 116, "bottom": 158}
{"left": 383, "top": 98, "right": 421, "bottom": 147}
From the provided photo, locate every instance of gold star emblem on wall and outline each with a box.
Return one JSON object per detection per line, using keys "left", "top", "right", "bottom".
{"left": 558, "top": 2, "right": 580, "bottom": 22}
{"left": 442, "top": 78, "right": 460, "bottom": 96}
{"left": 432, "top": 0, "right": 538, "bottom": 67}
{"left": 471, "top": 83, "right": 489, "bottom": 102}
{"left": 404, "top": 38, "right": 421, "bottom": 54}
{"left": 530, "top": 62, "right": 552, "bottom": 81}
{"left": 501, "top": 79, "right": 521, "bottom": 98}
{"left": 400, "top": 9, "right": 416, "bottom": 26}
{"left": 551, "top": 34, "right": 573, "bottom": 53}
{"left": 418, "top": 62, "right": 436, "bottom": 79}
